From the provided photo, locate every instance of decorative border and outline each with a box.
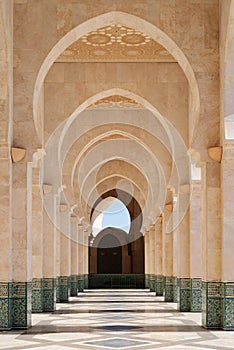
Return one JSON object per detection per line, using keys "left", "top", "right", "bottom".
{"left": 32, "top": 278, "right": 43, "bottom": 313}
{"left": 70, "top": 275, "right": 78, "bottom": 296}
{"left": 42, "top": 278, "right": 56, "bottom": 312}
{"left": 149, "top": 274, "right": 155, "bottom": 292}
{"left": 222, "top": 282, "right": 234, "bottom": 330}
{"left": 57, "top": 276, "right": 69, "bottom": 302}
{"left": 202, "top": 282, "right": 222, "bottom": 328}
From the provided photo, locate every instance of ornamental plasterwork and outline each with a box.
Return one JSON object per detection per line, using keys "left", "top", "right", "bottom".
{"left": 88, "top": 95, "right": 143, "bottom": 109}
{"left": 57, "top": 24, "right": 176, "bottom": 62}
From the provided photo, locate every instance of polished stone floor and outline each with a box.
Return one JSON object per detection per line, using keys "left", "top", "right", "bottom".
{"left": 1, "top": 289, "right": 234, "bottom": 349}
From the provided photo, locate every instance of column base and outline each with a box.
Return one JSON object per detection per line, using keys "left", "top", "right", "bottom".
{"left": 191, "top": 278, "right": 202, "bottom": 312}
{"left": 12, "top": 282, "right": 31, "bottom": 329}
{"left": 84, "top": 274, "right": 89, "bottom": 289}
{"left": 145, "top": 274, "right": 149, "bottom": 288}
{"left": 57, "top": 276, "right": 70, "bottom": 302}
{"left": 177, "top": 278, "right": 191, "bottom": 312}
{"left": 149, "top": 274, "right": 155, "bottom": 292}
{"left": 173, "top": 277, "right": 178, "bottom": 302}
{"left": 165, "top": 277, "right": 174, "bottom": 302}
{"left": 71, "top": 275, "right": 78, "bottom": 296}
{"left": 222, "top": 282, "right": 234, "bottom": 330}
{"left": 155, "top": 275, "right": 163, "bottom": 296}
{"left": 32, "top": 278, "right": 43, "bottom": 313}
{"left": 0, "top": 282, "right": 12, "bottom": 330}
{"left": 202, "top": 282, "right": 222, "bottom": 328}
{"left": 42, "top": 278, "right": 56, "bottom": 312}
{"left": 56, "top": 276, "right": 60, "bottom": 302}
{"left": 78, "top": 275, "right": 85, "bottom": 292}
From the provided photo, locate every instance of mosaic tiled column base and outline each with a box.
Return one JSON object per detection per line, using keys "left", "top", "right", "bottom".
{"left": 145, "top": 274, "right": 149, "bottom": 288}
{"left": 222, "top": 282, "right": 234, "bottom": 330}
{"left": 56, "top": 277, "right": 60, "bottom": 302}
{"left": 191, "top": 278, "right": 202, "bottom": 312}
{"left": 57, "top": 276, "right": 70, "bottom": 302}
{"left": 78, "top": 275, "right": 85, "bottom": 292}
{"left": 177, "top": 278, "right": 191, "bottom": 312}
{"left": 70, "top": 275, "right": 78, "bottom": 296}
{"left": 12, "top": 282, "right": 31, "bottom": 329}
{"left": 42, "top": 278, "right": 56, "bottom": 312}
{"left": 173, "top": 277, "right": 178, "bottom": 302}
{"left": 164, "top": 277, "right": 174, "bottom": 302}
{"left": 84, "top": 274, "right": 89, "bottom": 289}
{"left": 202, "top": 282, "right": 222, "bottom": 328}
{"left": 155, "top": 275, "right": 163, "bottom": 296}
{"left": 149, "top": 274, "right": 155, "bottom": 292}
{"left": 0, "top": 282, "right": 12, "bottom": 330}
{"left": 32, "top": 278, "right": 43, "bottom": 313}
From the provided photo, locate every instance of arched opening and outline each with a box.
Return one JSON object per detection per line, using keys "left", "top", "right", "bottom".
{"left": 97, "top": 233, "right": 122, "bottom": 274}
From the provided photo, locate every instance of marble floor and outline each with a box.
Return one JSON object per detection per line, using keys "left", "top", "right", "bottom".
{"left": 0, "top": 289, "right": 234, "bottom": 350}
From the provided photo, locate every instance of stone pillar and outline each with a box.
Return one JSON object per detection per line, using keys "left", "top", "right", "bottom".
{"left": 190, "top": 180, "right": 202, "bottom": 312}
{"left": 221, "top": 143, "right": 234, "bottom": 330}
{"left": 172, "top": 196, "right": 178, "bottom": 302}
{"left": 177, "top": 196, "right": 191, "bottom": 312}
{"left": 11, "top": 159, "right": 32, "bottom": 329}
{"left": 58, "top": 208, "right": 71, "bottom": 302}
{"left": 0, "top": 148, "right": 12, "bottom": 329}
{"left": 31, "top": 165, "right": 43, "bottom": 313}
{"left": 42, "top": 198, "right": 56, "bottom": 311}
{"left": 202, "top": 162, "right": 222, "bottom": 328}
{"left": 78, "top": 224, "right": 84, "bottom": 292}
{"left": 83, "top": 230, "right": 89, "bottom": 289}
{"left": 70, "top": 218, "right": 78, "bottom": 296}
{"left": 163, "top": 207, "right": 174, "bottom": 302}
{"left": 144, "top": 231, "right": 150, "bottom": 288}
{"left": 0, "top": 0, "right": 13, "bottom": 330}
{"left": 155, "top": 219, "right": 163, "bottom": 296}
{"left": 149, "top": 225, "right": 156, "bottom": 291}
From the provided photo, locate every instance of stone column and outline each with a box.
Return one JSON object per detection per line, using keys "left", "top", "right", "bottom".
{"left": 11, "top": 159, "right": 32, "bottom": 329}
{"left": 202, "top": 162, "right": 222, "bottom": 328}
{"left": 58, "top": 207, "right": 71, "bottom": 302}
{"left": 155, "top": 219, "right": 163, "bottom": 296}
{"left": 31, "top": 165, "right": 43, "bottom": 313}
{"left": 177, "top": 195, "right": 191, "bottom": 312}
{"left": 70, "top": 218, "right": 78, "bottom": 296}
{"left": 0, "top": 147, "right": 12, "bottom": 329}
{"left": 163, "top": 207, "right": 174, "bottom": 302}
{"left": 149, "top": 225, "right": 156, "bottom": 291}
{"left": 0, "top": 0, "right": 13, "bottom": 330}
{"left": 172, "top": 196, "right": 178, "bottom": 302}
{"left": 78, "top": 224, "right": 85, "bottom": 292}
{"left": 42, "top": 198, "right": 56, "bottom": 311}
{"left": 144, "top": 231, "right": 150, "bottom": 288}
{"left": 83, "top": 230, "right": 89, "bottom": 289}
{"left": 221, "top": 143, "right": 234, "bottom": 330}
{"left": 190, "top": 180, "right": 202, "bottom": 312}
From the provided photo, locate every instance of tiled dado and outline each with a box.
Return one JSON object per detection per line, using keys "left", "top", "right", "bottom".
{"left": 32, "top": 278, "right": 56, "bottom": 312}
{"left": 149, "top": 274, "right": 155, "bottom": 292}
{"left": 202, "top": 282, "right": 222, "bottom": 328}
{"left": 164, "top": 276, "right": 174, "bottom": 302}
{"left": 155, "top": 275, "right": 163, "bottom": 296}
{"left": 191, "top": 278, "right": 202, "bottom": 312}
{"left": 0, "top": 282, "right": 12, "bottom": 330}
{"left": 84, "top": 274, "right": 89, "bottom": 289}
{"left": 12, "top": 282, "right": 31, "bottom": 329}
{"left": 145, "top": 274, "right": 149, "bottom": 289}
{"left": 57, "top": 276, "right": 70, "bottom": 302}
{"left": 222, "top": 282, "right": 234, "bottom": 330}
{"left": 177, "top": 278, "right": 191, "bottom": 312}
{"left": 78, "top": 275, "right": 85, "bottom": 292}
{"left": 173, "top": 277, "right": 178, "bottom": 302}
{"left": 42, "top": 278, "right": 56, "bottom": 312}
{"left": 70, "top": 275, "right": 78, "bottom": 296}
{"left": 32, "top": 278, "right": 43, "bottom": 312}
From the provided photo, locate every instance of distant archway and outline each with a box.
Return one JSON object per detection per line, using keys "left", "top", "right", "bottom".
{"left": 97, "top": 233, "right": 122, "bottom": 274}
